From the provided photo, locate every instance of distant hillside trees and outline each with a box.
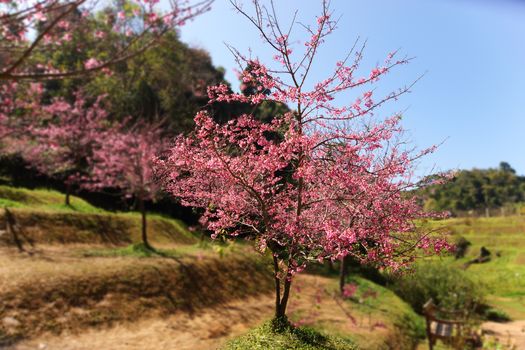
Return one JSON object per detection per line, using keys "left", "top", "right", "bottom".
{"left": 421, "top": 162, "right": 525, "bottom": 215}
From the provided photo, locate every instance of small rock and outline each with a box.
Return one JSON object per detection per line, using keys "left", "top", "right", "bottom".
{"left": 38, "top": 343, "right": 47, "bottom": 349}
{"left": 2, "top": 316, "right": 20, "bottom": 328}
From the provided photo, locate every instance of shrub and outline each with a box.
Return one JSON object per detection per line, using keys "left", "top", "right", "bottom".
{"left": 455, "top": 236, "right": 472, "bottom": 259}
{"left": 483, "top": 308, "right": 511, "bottom": 322}
{"left": 386, "top": 313, "right": 426, "bottom": 350}
{"left": 388, "top": 263, "right": 485, "bottom": 315}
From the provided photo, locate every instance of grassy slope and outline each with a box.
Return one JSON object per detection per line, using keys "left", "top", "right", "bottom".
{"left": 341, "top": 276, "right": 425, "bottom": 348}
{"left": 225, "top": 272, "right": 423, "bottom": 350}
{"left": 426, "top": 216, "right": 525, "bottom": 319}
{"left": 224, "top": 321, "right": 358, "bottom": 350}
{"left": 0, "top": 186, "right": 277, "bottom": 345}
{"left": 228, "top": 216, "right": 525, "bottom": 349}
{"left": 0, "top": 185, "right": 196, "bottom": 245}
{"left": 0, "top": 185, "right": 104, "bottom": 213}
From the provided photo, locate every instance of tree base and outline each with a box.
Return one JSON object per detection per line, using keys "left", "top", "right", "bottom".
{"left": 270, "top": 315, "right": 292, "bottom": 333}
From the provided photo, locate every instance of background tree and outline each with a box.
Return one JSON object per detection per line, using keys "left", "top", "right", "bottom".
{"left": 0, "top": 0, "right": 213, "bottom": 81}
{"left": 158, "top": 0, "right": 448, "bottom": 322}
{"left": 0, "top": 0, "right": 213, "bottom": 207}
{"left": 89, "top": 120, "right": 167, "bottom": 249}
{"left": 17, "top": 89, "right": 112, "bottom": 205}
{"left": 41, "top": 28, "right": 228, "bottom": 132}
{"left": 39, "top": 23, "right": 287, "bottom": 133}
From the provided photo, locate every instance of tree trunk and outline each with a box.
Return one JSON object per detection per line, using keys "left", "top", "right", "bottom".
{"left": 339, "top": 255, "right": 349, "bottom": 293}
{"left": 65, "top": 184, "right": 71, "bottom": 206}
{"left": 139, "top": 198, "right": 151, "bottom": 249}
{"left": 272, "top": 256, "right": 292, "bottom": 321}
{"left": 273, "top": 256, "right": 282, "bottom": 318}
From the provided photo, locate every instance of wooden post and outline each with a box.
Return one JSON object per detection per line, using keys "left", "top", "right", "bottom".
{"left": 423, "top": 299, "right": 436, "bottom": 350}
{"left": 4, "top": 207, "right": 24, "bottom": 252}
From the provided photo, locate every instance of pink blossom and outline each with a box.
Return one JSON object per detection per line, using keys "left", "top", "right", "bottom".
{"left": 342, "top": 283, "right": 358, "bottom": 299}
{"left": 84, "top": 58, "right": 100, "bottom": 70}
{"left": 33, "top": 12, "right": 46, "bottom": 22}
{"left": 94, "top": 30, "right": 106, "bottom": 39}
{"left": 0, "top": 0, "right": 213, "bottom": 80}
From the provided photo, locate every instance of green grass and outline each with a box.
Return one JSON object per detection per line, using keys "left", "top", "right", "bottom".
{"left": 81, "top": 242, "right": 208, "bottom": 258}
{"left": 344, "top": 275, "right": 424, "bottom": 329}
{"left": 341, "top": 275, "right": 426, "bottom": 348}
{"left": 223, "top": 321, "right": 357, "bottom": 350}
{"left": 422, "top": 216, "right": 525, "bottom": 319}
{"left": 0, "top": 185, "right": 104, "bottom": 213}
{"left": 0, "top": 185, "right": 198, "bottom": 245}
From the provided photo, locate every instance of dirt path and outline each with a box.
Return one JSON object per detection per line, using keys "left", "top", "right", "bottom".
{"left": 9, "top": 275, "right": 389, "bottom": 350}
{"left": 482, "top": 320, "right": 525, "bottom": 349}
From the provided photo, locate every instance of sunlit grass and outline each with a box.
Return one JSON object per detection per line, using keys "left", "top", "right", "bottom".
{"left": 0, "top": 185, "right": 198, "bottom": 245}
{"left": 423, "top": 216, "right": 525, "bottom": 319}
{"left": 0, "top": 185, "right": 104, "bottom": 213}
{"left": 81, "top": 242, "right": 210, "bottom": 258}
{"left": 223, "top": 321, "right": 358, "bottom": 350}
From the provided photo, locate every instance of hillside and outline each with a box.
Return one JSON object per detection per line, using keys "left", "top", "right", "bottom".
{"left": 0, "top": 186, "right": 424, "bottom": 350}
{"left": 419, "top": 162, "right": 525, "bottom": 216}
{"left": 0, "top": 185, "right": 194, "bottom": 246}
{"left": 427, "top": 216, "right": 525, "bottom": 320}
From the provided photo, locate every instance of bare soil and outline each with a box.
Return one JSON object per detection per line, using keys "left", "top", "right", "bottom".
{"left": 10, "top": 294, "right": 275, "bottom": 350}
{"left": 0, "top": 245, "right": 273, "bottom": 345}
{"left": 482, "top": 320, "right": 525, "bottom": 349}
{"left": 7, "top": 275, "right": 398, "bottom": 350}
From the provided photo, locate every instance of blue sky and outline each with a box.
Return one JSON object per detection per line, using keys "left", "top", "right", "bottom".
{"left": 178, "top": 0, "right": 525, "bottom": 175}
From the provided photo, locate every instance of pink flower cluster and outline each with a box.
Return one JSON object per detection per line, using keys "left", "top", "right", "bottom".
{"left": 89, "top": 120, "right": 168, "bottom": 202}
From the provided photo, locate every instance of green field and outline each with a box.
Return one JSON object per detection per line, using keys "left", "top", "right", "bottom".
{"left": 427, "top": 216, "right": 525, "bottom": 319}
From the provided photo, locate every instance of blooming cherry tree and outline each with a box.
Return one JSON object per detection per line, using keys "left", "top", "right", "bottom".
{"left": 0, "top": 82, "right": 18, "bottom": 140}
{"left": 158, "top": 0, "right": 449, "bottom": 321}
{"left": 18, "top": 90, "right": 112, "bottom": 205}
{"left": 89, "top": 121, "right": 168, "bottom": 248}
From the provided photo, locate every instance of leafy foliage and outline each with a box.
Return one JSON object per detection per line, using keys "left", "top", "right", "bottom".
{"left": 43, "top": 26, "right": 288, "bottom": 134}
{"left": 73, "top": 31, "right": 229, "bottom": 133}
{"left": 389, "top": 263, "right": 485, "bottom": 315}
